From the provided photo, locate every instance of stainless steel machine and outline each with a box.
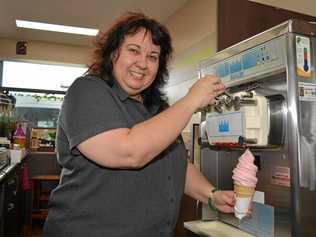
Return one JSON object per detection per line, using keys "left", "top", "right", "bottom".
{"left": 185, "top": 19, "right": 316, "bottom": 237}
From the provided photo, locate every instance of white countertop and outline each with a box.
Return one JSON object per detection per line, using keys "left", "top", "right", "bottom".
{"left": 184, "top": 220, "right": 255, "bottom": 237}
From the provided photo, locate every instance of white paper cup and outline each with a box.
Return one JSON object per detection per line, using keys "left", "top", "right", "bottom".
{"left": 234, "top": 196, "right": 252, "bottom": 219}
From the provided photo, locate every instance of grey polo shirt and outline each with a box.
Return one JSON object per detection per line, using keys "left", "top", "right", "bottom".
{"left": 43, "top": 75, "right": 188, "bottom": 237}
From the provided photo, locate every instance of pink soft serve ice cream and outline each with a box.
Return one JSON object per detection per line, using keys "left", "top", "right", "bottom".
{"left": 232, "top": 149, "right": 258, "bottom": 187}
{"left": 232, "top": 149, "right": 258, "bottom": 219}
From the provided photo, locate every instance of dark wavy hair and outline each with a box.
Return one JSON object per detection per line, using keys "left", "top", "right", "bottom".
{"left": 88, "top": 12, "right": 173, "bottom": 109}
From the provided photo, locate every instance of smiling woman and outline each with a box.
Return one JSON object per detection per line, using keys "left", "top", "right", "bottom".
{"left": 42, "top": 12, "right": 231, "bottom": 237}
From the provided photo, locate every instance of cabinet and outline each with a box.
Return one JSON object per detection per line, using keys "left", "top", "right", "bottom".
{"left": 1, "top": 165, "right": 22, "bottom": 237}
{"left": 0, "top": 182, "right": 4, "bottom": 237}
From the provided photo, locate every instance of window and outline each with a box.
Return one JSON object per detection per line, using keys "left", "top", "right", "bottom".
{"left": 9, "top": 90, "right": 64, "bottom": 128}
{"left": 1, "top": 60, "right": 87, "bottom": 92}
{"left": 0, "top": 60, "right": 87, "bottom": 128}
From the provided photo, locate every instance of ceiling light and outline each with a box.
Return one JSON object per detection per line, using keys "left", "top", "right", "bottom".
{"left": 16, "top": 19, "right": 99, "bottom": 36}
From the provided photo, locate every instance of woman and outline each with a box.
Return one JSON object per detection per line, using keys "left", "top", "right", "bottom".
{"left": 43, "top": 12, "right": 234, "bottom": 237}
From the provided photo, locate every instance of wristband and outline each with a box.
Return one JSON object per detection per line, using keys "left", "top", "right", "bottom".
{"left": 208, "top": 187, "right": 220, "bottom": 212}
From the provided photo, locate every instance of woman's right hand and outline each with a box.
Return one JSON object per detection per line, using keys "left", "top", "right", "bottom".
{"left": 186, "top": 75, "right": 225, "bottom": 109}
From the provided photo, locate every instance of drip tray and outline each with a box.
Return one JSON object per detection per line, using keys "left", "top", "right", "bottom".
{"left": 184, "top": 220, "right": 254, "bottom": 237}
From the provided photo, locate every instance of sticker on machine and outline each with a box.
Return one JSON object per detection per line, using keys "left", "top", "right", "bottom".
{"left": 296, "top": 36, "right": 312, "bottom": 78}
{"left": 271, "top": 166, "right": 290, "bottom": 187}
{"left": 299, "top": 82, "right": 316, "bottom": 101}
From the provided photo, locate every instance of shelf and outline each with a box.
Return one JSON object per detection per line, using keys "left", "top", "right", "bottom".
{"left": 39, "top": 195, "right": 50, "bottom": 202}
{"left": 30, "top": 151, "right": 56, "bottom": 155}
{"left": 31, "top": 209, "right": 48, "bottom": 220}
{"left": 30, "top": 175, "right": 60, "bottom": 224}
{"left": 31, "top": 175, "right": 59, "bottom": 181}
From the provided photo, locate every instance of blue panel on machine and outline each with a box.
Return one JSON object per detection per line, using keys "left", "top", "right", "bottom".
{"left": 230, "top": 58, "right": 242, "bottom": 74}
{"left": 217, "top": 62, "right": 230, "bottom": 78}
{"left": 242, "top": 50, "right": 258, "bottom": 69}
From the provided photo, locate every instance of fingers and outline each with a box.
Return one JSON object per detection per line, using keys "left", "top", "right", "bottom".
{"left": 212, "top": 191, "right": 235, "bottom": 213}
{"left": 202, "top": 74, "right": 222, "bottom": 85}
{"left": 204, "top": 75, "right": 225, "bottom": 95}
{"left": 214, "top": 83, "right": 225, "bottom": 93}
{"left": 219, "top": 205, "right": 234, "bottom": 213}
{"left": 221, "top": 191, "right": 235, "bottom": 206}
{"left": 188, "top": 74, "right": 225, "bottom": 109}
{"left": 202, "top": 75, "right": 225, "bottom": 100}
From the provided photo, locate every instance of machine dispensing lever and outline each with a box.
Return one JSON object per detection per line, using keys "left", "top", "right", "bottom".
{"left": 224, "top": 92, "right": 233, "bottom": 108}
{"left": 213, "top": 91, "right": 257, "bottom": 112}
{"left": 238, "top": 136, "right": 257, "bottom": 145}
{"left": 214, "top": 100, "right": 224, "bottom": 113}
{"left": 215, "top": 90, "right": 231, "bottom": 100}
{"left": 239, "top": 99, "right": 257, "bottom": 106}
{"left": 214, "top": 91, "right": 233, "bottom": 112}
{"left": 241, "top": 91, "right": 254, "bottom": 98}
{"left": 233, "top": 96, "right": 257, "bottom": 111}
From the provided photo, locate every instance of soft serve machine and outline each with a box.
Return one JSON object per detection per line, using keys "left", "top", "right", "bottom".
{"left": 185, "top": 20, "right": 316, "bottom": 237}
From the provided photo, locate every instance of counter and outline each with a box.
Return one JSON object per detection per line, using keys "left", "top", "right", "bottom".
{"left": 184, "top": 220, "right": 255, "bottom": 237}
{"left": 29, "top": 151, "right": 56, "bottom": 155}
{"left": 0, "top": 151, "right": 27, "bottom": 183}
{"left": 0, "top": 157, "right": 25, "bottom": 237}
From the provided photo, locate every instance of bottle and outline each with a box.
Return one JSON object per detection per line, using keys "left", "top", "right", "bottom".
{"left": 30, "top": 129, "right": 39, "bottom": 150}
{"left": 13, "top": 123, "right": 26, "bottom": 149}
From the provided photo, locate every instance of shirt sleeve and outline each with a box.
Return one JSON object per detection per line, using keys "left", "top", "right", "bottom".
{"left": 59, "top": 76, "right": 128, "bottom": 149}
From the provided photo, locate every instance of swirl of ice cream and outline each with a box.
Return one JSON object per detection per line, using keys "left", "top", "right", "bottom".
{"left": 232, "top": 149, "right": 258, "bottom": 187}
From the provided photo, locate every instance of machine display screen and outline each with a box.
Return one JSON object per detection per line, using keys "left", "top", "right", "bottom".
{"left": 206, "top": 111, "right": 244, "bottom": 144}
{"left": 200, "top": 37, "right": 285, "bottom": 86}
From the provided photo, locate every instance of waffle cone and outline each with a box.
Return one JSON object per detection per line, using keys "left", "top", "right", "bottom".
{"left": 234, "top": 184, "right": 255, "bottom": 198}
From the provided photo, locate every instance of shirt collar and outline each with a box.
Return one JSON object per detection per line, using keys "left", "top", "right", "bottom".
{"left": 112, "top": 79, "right": 161, "bottom": 115}
{"left": 112, "top": 79, "right": 129, "bottom": 101}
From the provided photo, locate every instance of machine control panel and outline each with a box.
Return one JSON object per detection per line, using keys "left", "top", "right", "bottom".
{"left": 200, "top": 37, "right": 285, "bottom": 87}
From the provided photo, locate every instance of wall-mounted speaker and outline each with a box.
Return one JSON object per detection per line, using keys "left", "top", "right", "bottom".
{"left": 16, "top": 41, "right": 27, "bottom": 55}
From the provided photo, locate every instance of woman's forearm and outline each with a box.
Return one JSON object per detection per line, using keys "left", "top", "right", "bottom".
{"left": 184, "top": 162, "right": 215, "bottom": 204}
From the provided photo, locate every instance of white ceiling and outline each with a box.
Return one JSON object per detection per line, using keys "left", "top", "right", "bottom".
{"left": 0, "top": 0, "right": 188, "bottom": 46}
{"left": 1, "top": 0, "right": 316, "bottom": 48}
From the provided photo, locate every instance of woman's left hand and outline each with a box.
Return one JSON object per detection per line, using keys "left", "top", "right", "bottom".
{"left": 211, "top": 190, "right": 235, "bottom": 213}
